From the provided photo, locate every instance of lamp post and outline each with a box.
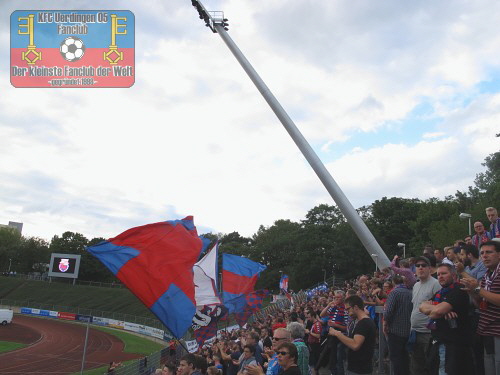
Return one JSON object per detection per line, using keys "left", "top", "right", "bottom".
{"left": 459, "top": 213, "right": 472, "bottom": 236}
{"left": 371, "top": 254, "right": 378, "bottom": 272}
{"left": 8, "top": 258, "right": 12, "bottom": 273}
{"left": 190, "top": 0, "right": 391, "bottom": 271}
{"left": 397, "top": 243, "right": 406, "bottom": 259}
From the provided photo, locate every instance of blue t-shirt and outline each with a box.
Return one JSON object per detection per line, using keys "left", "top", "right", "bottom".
{"left": 266, "top": 355, "right": 282, "bottom": 375}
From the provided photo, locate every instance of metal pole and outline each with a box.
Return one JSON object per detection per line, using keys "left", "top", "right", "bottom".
{"left": 468, "top": 217, "right": 472, "bottom": 236}
{"left": 376, "top": 306, "right": 386, "bottom": 374}
{"left": 80, "top": 319, "right": 90, "bottom": 374}
{"left": 211, "top": 23, "right": 390, "bottom": 269}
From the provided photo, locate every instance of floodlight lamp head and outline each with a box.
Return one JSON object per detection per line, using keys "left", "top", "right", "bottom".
{"left": 397, "top": 243, "right": 405, "bottom": 247}
{"left": 459, "top": 213, "right": 472, "bottom": 219}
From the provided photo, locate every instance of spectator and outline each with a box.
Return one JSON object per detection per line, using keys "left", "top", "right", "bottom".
{"left": 486, "top": 207, "right": 500, "bottom": 239}
{"left": 244, "top": 332, "right": 263, "bottom": 366}
{"left": 462, "top": 240, "right": 500, "bottom": 375}
{"left": 457, "top": 244, "right": 487, "bottom": 281}
{"left": 419, "top": 264, "right": 474, "bottom": 375}
{"left": 275, "top": 342, "right": 300, "bottom": 375}
{"left": 383, "top": 274, "right": 412, "bottom": 375}
{"left": 162, "top": 364, "right": 178, "bottom": 375}
{"left": 272, "top": 318, "right": 287, "bottom": 333}
{"left": 329, "top": 295, "right": 376, "bottom": 375}
{"left": 260, "top": 328, "right": 272, "bottom": 350}
{"left": 320, "top": 290, "right": 348, "bottom": 375}
{"left": 178, "top": 354, "right": 201, "bottom": 375}
{"left": 287, "top": 322, "right": 309, "bottom": 375}
{"left": 195, "top": 354, "right": 208, "bottom": 375}
{"left": 246, "top": 328, "right": 290, "bottom": 375}
{"left": 472, "top": 221, "right": 492, "bottom": 249}
{"left": 390, "top": 256, "right": 416, "bottom": 289}
{"left": 423, "top": 245, "right": 434, "bottom": 256}
{"left": 410, "top": 256, "right": 440, "bottom": 375}
{"left": 442, "top": 246, "right": 456, "bottom": 266}
{"left": 305, "top": 309, "right": 322, "bottom": 375}
{"left": 208, "top": 367, "right": 222, "bottom": 375}
{"left": 237, "top": 345, "right": 257, "bottom": 375}
{"left": 423, "top": 253, "right": 438, "bottom": 278}
{"left": 465, "top": 235, "right": 473, "bottom": 245}
{"left": 434, "top": 248, "right": 445, "bottom": 264}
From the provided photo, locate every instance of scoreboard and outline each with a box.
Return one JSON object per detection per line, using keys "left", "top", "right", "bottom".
{"left": 48, "top": 253, "right": 81, "bottom": 279}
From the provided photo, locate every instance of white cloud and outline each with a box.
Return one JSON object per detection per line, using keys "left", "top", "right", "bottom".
{"left": 1, "top": 0, "right": 500, "bottom": 241}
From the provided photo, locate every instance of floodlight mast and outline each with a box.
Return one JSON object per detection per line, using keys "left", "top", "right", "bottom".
{"left": 191, "top": 1, "right": 390, "bottom": 270}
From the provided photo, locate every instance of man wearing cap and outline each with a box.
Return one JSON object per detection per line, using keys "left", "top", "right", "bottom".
{"left": 410, "top": 256, "right": 440, "bottom": 375}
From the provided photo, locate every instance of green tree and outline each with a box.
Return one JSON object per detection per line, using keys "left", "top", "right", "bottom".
{"left": 0, "top": 228, "right": 23, "bottom": 272}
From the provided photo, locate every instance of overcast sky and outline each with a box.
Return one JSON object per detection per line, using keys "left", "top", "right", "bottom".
{"left": 1, "top": 0, "right": 499, "bottom": 242}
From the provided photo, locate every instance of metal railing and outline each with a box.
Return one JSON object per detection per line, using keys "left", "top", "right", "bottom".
{"left": 1, "top": 273, "right": 125, "bottom": 288}
{"left": 0, "top": 299, "right": 165, "bottom": 331}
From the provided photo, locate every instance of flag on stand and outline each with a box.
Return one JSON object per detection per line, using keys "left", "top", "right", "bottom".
{"left": 86, "top": 216, "right": 203, "bottom": 338}
{"left": 222, "top": 254, "right": 266, "bottom": 314}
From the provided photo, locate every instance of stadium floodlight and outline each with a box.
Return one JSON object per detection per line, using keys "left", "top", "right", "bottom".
{"left": 459, "top": 213, "right": 472, "bottom": 236}
{"left": 190, "top": 0, "right": 391, "bottom": 270}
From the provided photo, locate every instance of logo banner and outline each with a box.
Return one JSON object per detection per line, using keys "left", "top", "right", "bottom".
{"left": 11, "top": 10, "right": 135, "bottom": 88}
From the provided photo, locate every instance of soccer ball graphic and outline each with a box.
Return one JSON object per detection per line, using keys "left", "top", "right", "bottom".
{"left": 60, "top": 37, "right": 86, "bottom": 62}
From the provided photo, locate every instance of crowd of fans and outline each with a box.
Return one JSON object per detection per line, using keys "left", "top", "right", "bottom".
{"left": 148, "top": 206, "right": 500, "bottom": 375}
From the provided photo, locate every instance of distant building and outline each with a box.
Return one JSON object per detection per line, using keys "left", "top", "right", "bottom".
{"left": 0, "top": 221, "right": 23, "bottom": 234}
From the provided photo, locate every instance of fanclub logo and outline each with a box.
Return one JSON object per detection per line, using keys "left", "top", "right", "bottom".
{"left": 58, "top": 258, "right": 70, "bottom": 272}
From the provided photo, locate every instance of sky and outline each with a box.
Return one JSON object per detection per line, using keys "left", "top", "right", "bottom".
{"left": 1, "top": 0, "right": 499, "bottom": 242}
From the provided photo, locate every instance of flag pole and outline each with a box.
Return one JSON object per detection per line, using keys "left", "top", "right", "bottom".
{"left": 190, "top": 1, "right": 390, "bottom": 270}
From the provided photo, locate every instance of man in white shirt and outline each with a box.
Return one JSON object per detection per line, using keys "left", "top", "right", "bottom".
{"left": 410, "top": 256, "right": 440, "bottom": 375}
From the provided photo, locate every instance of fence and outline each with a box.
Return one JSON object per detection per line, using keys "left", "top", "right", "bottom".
{"left": 0, "top": 299, "right": 165, "bottom": 331}
{"left": 3, "top": 272, "right": 125, "bottom": 289}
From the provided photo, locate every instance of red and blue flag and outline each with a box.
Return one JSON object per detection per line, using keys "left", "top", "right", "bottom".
{"left": 222, "top": 254, "right": 266, "bottom": 314}
{"left": 86, "top": 216, "right": 203, "bottom": 338}
{"left": 234, "top": 289, "right": 269, "bottom": 327}
{"left": 279, "top": 274, "right": 289, "bottom": 292}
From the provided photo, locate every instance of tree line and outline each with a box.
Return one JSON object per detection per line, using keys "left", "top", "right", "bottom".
{"left": 1, "top": 150, "right": 498, "bottom": 291}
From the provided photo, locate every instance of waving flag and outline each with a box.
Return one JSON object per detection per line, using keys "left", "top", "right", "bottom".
{"left": 222, "top": 254, "right": 266, "bottom": 314}
{"left": 194, "top": 242, "right": 221, "bottom": 307}
{"left": 192, "top": 304, "right": 228, "bottom": 346}
{"left": 279, "top": 274, "right": 289, "bottom": 292}
{"left": 192, "top": 242, "right": 226, "bottom": 346}
{"left": 234, "top": 289, "right": 269, "bottom": 327}
{"left": 86, "top": 216, "right": 203, "bottom": 338}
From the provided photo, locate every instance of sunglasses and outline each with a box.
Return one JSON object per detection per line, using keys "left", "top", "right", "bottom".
{"left": 276, "top": 351, "right": 290, "bottom": 356}
{"left": 415, "top": 263, "right": 428, "bottom": 268}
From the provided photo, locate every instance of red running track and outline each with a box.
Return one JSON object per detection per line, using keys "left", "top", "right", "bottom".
{"left": 0, "top": 314, "right": 143, "bottom": 375}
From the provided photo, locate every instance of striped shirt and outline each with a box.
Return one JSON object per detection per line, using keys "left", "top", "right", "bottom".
{"left": 490, "top": 218, "right": 500, "bottom": 238}
{"left": 478, "top": 266, "right": 500, "bottom": 336}
{"left": 326, "top": 304, "right": 349, "bottom": 327}
{"left": 384, "top": 284, "right": 413, "bottom": 338}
